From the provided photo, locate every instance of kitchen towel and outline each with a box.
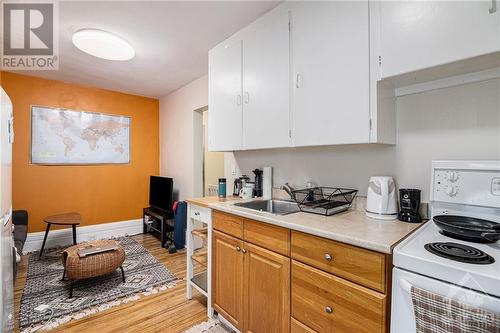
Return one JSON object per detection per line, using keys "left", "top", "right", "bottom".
{"left": 411, "top": 285, "right": 500, "bottom": 333}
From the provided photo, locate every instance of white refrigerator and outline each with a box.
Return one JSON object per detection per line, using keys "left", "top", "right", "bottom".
{"left": 0, "top": 86, "right": 14, "bottom": 332}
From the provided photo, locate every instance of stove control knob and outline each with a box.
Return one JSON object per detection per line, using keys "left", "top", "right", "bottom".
{"left": 446, "top": 186, "right": 458, "bottom": 197}
{"left": 447, "top": 171, "right": 460, "bottom": 183}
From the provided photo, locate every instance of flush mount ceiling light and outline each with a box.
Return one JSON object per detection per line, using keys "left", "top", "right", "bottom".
{"left": 72, "top": 29, "right": 135, "bottom": 61}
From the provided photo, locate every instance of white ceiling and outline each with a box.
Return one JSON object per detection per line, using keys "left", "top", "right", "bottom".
{"left": 15, "top": 1, "right": 280, "bottom": 98}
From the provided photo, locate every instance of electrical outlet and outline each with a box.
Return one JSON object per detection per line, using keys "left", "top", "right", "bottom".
{"left": 35, "top": 304, "right": 50, "bottom": 312}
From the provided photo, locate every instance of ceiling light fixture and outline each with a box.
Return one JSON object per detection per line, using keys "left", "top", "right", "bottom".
{"left": 72, "top": 29, "right": 135, "bottom": 61}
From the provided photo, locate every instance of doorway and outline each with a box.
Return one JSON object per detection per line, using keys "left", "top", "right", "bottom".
{"left": 193, "top": 106, "right": 224, "bottom": 197}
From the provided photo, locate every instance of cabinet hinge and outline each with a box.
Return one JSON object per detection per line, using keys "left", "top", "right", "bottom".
{"left": 369, "top": 119, "right": 373, "bottom": 130}
{"left": 288, "top": 20, "right": 291, "bottom": 32}
{"left": 289, "top": 129, "right": 292, "bottom": 138}
{"left": 378, "top": 55, "right": 382, "bottom": 67}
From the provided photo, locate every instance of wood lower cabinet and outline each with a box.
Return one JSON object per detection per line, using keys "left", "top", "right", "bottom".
{"left": 212, "top": 211, "right": 391, "bottom": 333}
{"left": 292, "top": 261, "right": 386, "bottom": 333}
{"left": 213, "top": 219, "right": 290, "bottom": 333}
{"left": 291, "top": 231, "right": 387, "bottom": 293}
{"left": 243, "top": 218, "right": 290, "bottom": 256}
{"left": 243, "top": 242, "right": 290, "bottom": 333}
{"left": 213, "top": 211, "right": 243, "bottom": 238}
{"left": 291, "top": 317, "right": 316, "bottom": 333}
{"left": 213, "top": 230, "right": 244, "bottom": 330}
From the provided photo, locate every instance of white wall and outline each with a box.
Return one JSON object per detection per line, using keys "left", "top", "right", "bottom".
{"left": 226, "top": 78, "right": 500, "bottom": 201}
{"left": 160, "top": 76, "right": 208, "bottom": 200}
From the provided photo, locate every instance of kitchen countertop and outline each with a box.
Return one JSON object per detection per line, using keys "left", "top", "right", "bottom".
{"left": 186, "top": 196, "right": 423, "bottom": 254}
{"left": 185, "top": 196, "right": 241, "bottom": 208}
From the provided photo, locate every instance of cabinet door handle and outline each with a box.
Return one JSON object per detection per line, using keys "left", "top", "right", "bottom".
{"left": 241, "top": 248, "right": 247, "bottom": 254}
{"left": 237, "top": 94, "right": 242, "bottom": 106}
{"left": 490, "top": 0, "right": 497, "bottom": 13}
{"left": 325, "top": 306, "right": 333, "bottom": 314}
{"left": 236, "top": 246, "right": 241, "bottom": 252}
{"left": 295, "top": 73, "right": 302, "bottom": 88}
{"left": 324, "top": 253, "right": 333, "bottom": 261}
{"left": 244, "top": 92, "right": 250, "bottom": 104}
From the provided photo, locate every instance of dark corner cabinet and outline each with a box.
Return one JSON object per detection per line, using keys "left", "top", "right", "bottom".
{"left": 143, "top": 206, "right": 174, "bottom": 248}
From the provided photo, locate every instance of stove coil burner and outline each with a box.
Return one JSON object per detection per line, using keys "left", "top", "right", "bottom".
{"left": 424, "top": 242, "right": 495, "bottom": 265}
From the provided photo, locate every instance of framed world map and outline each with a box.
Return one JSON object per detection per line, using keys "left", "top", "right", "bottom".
{"left": 31, "top": 106, "right": 131, "bottom": 165}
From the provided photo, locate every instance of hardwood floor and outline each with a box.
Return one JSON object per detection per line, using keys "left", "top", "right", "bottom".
{"left": 14, "top": 234, "right": 209, "bottom": 333}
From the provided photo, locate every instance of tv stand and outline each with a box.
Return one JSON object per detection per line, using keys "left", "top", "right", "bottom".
{"left": 143, "top": 207, "right": 174, "bottom": 248}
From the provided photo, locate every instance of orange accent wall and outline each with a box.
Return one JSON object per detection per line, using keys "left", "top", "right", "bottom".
{"left": 2, "top": 72, "right": 159, "bottom": 232}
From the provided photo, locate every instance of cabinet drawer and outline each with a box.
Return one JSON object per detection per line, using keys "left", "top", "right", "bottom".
{"left": 292, "top": 261, "right": 386, "bottom": 333}
{"left": 213, "top": 210, "right": 243, "bottom": 238}
{"left": 189, "top": 204, "right": 211, "bottom": 223}
{"left": 291, "top": 317, "right": 316, "bottom": 333}
{"left": 243, "top": 219, "right": 290, "bottom": 256}
{"left": 291, "top": 231, "right": 387, "bottom": 292}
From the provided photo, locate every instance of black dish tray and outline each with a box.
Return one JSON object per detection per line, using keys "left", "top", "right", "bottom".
{"left": 292, "top": 187, "right": 358, "bottom": 216}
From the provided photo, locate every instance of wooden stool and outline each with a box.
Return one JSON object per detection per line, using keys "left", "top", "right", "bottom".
{"left": 40, "top": 212, "right": 81, "bottom": 258}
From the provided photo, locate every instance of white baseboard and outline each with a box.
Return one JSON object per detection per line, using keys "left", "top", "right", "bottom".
{"left": 23, "top": 219, "right": 143, "bottom": 254}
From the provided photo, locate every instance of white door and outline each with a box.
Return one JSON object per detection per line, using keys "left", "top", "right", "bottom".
{"left": 0, "top": 88, "right": 12, "bottom": 220}
{"left": 241, "top": 5, "right": 291, "bottom": 149}
{"left": 208, "top": 37, "right": 243, "bottom": 151}
{"left": 380, "top": 0, "right": 500, "bottom": 78}
{"left": 0, "top": 87, "right": 13, "bottom": 332}
{"left": 291, "top": 1, "right": 370, "bottom": 147}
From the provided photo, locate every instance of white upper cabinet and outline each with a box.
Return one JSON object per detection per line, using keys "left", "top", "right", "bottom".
{"left": 290, "top": 1, "right": 371, "bottom": 146}
{"left": 241, "top": 5, "right": 291, "bottom": 150}
{"left": 208, "top": 37, "right": 243, "bottom": 151}
{"left": 379, "top": 0, "right": 500, "bottom": 78}
{"left": 208, "top": 5, "right": 290, "bottom": 151}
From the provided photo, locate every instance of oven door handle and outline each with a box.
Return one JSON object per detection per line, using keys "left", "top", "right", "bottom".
{"left": 400, "top": 278, "right": 413, "bottom": 294}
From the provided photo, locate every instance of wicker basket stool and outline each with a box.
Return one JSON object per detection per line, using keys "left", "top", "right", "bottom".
{"left": 62, "top": 240, "right": 126, "bottom": 298}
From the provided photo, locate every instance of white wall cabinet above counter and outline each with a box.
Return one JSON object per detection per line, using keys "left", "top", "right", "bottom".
{"left": 208, "top": 5, "right": 291, "bottom": 152}
{"left": 290, "top": 1, "right": 372, "bottom": 147}
{"left": 208, "top": 1, "right": 500, "bottom": 152}
{"left": 240, "top": 5, "right": 291, "bottom": 150}
{"left": 379, "top": 0, "right": 500, "bottom": 79}
{"left": 208, "top": 37, "right": 243, "bottom": 151}
{"left": 209, "top": 1, "right": 394, "bottom": 152}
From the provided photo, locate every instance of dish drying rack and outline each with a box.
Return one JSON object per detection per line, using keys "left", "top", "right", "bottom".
{"left": 292, "top": 187, "right": 358, "bottom": 216}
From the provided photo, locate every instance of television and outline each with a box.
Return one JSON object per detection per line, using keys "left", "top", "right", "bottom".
{"left": 149, "top": 176, "right": 173, "bottom": 212}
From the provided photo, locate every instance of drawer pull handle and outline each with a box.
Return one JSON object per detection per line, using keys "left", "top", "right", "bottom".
{"left": 324, "top": 253, "right": 333, "bottom": 261}
{"left": 242, "top": 248, "right": 247, "bottom": 254}
{"left": 236, "top": 246, "right": 241, "bottom": 252}
{"left": 325, "top": 306, "right": 333, "bottom": 314}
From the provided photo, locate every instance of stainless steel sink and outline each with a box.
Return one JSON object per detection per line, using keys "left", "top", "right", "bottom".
{"left": 234, "top": 199, "right": 300, "bottom": 215}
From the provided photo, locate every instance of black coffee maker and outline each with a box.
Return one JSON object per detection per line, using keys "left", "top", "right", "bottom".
{"left": 398, "top": 189, "right": 421, "bottom": 223}
{"left": 253, "top": 169, "right": 263, "bottom": 197}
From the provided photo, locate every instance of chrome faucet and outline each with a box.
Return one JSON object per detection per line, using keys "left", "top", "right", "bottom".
{"left": 281, "top": 183, "right": 296, "bottom": 200}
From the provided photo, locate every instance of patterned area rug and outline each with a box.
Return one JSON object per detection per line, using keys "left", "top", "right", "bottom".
{"left": 19, "top": 237, "right": 176, "bottom": 331}
{"left": 184, "top": 318, "right": 235, "bottom": 333}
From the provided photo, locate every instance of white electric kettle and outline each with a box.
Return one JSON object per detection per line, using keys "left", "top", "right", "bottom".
{"left": 366, "top": 176, "right": 398, "bottom": 220}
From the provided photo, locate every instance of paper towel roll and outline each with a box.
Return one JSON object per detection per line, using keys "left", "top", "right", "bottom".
{"left": 263, "top": 166, "right": 273, "bottom": 199}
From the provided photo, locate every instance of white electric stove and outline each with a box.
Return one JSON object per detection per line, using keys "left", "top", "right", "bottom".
{"left": 391, "top": 161, "right": 500, "bottom": 333}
